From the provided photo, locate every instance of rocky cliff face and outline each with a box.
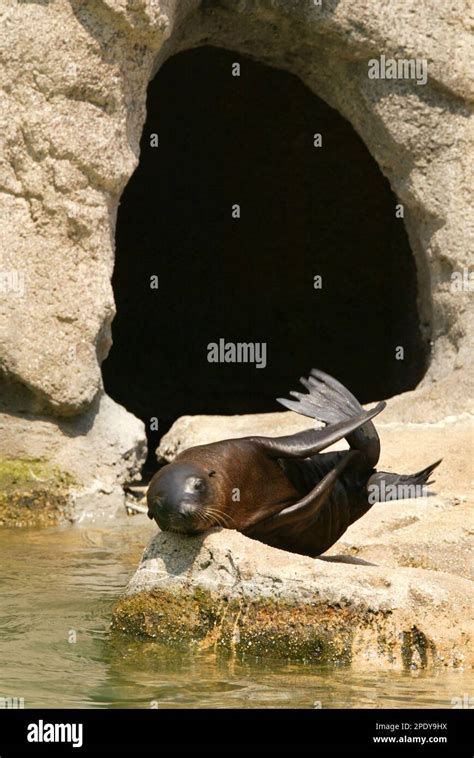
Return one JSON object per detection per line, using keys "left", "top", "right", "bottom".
{"left": 0, "top": 0, "right": 472, "bottom": 515}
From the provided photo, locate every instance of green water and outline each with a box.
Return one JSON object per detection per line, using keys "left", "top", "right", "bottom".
{"left": 0, "top": 518, "right": 472, "bottom": 709}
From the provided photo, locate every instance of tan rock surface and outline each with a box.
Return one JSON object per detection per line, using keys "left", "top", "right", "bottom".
{"left": 113, "top": 527, "right": 473, "bottom": 669}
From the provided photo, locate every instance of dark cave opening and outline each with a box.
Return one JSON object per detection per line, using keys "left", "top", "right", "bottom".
{"left": 102, "top": 45, "right": 429, "bottom": 460}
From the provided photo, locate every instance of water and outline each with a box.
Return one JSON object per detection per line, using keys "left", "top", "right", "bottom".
{"left": 0, "top": 519, "right": 471, "bottom": 709}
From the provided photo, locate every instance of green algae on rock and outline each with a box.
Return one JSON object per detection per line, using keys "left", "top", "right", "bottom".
{"left": 0, "top": 458, "right": 75, "bottom": 527}
{"left": 112, "top": 586, "right": 361, "bottom": 663}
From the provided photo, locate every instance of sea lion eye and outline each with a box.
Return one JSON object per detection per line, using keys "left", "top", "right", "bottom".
{"left": 193, "top": 478, "right": 205, "bottom": 491}
{"left": 208, "top": 470, "right": 216, "bottom": 477}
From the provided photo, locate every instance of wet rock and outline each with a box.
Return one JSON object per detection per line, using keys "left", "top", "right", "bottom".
{"left": 113, "top": 528, "right": 473, "bottom": 669}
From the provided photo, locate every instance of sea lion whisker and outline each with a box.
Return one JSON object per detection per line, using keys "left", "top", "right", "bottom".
{"left": 196, "top": 510, "right": 212, "bottom": 525}
{"left": 202, "top": 511, "right": 229, "bottom": 529}
{"left": 214, "top": 512, "right": 234, "bottom": 527}
{"left": 205, "top": 506, "right": 234, "bottom": 523}
{"left": 203, "top": 507, "right": 225, "bottom": 522}
{"left": 200, "top": 509, "right": 225, "bottom": 528}
{"left": 204, "top": 507, "right": 234, "bottom": 526}
{"left": 199, "top": 510, "right": 219, "bottom": 528}
{"left": 195, "top": 505, "right": 219, "bottom": 523}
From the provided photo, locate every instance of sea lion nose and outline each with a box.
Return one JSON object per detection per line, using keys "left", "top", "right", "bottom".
{"left": 153, "top": 496, "right": 192, "bottom": 522}
{"left": 151, "top": 497, "right": 173, "bottom": 526}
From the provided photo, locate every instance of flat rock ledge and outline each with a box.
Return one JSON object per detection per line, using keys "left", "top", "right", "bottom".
{"left": 112, "top": 529, "right": 473, "bottom": 670}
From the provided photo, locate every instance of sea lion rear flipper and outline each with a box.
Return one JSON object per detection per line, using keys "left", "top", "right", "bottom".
{"left": 251, "top": 401, "right": 385, "bottom": 459}
{"left": 246, "top": 450, "right": 359, "bottom": 539}
{"left": 367, "top": 459, "right": 443, "bottom": 501}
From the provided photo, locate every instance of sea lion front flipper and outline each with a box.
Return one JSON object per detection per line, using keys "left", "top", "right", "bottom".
{"left": 245, "top": 450, "right": 359, "bottom": 538}
{"left": 251, "top": 402, "right": 385, "bottom": 459}
{"left": 276, "top": 369, "right": 382, "bottom": 468}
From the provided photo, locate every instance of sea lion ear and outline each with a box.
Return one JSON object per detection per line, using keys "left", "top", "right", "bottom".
{"left": 147, "top": 510, "right": 154, "bottom": 520}
{"left": 208, "top": 470, "right": 217, "bottom": 477}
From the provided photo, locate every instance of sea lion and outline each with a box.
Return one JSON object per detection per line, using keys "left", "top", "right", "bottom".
{"left": 147, "top": 369, "right": 441, "bottom": 557}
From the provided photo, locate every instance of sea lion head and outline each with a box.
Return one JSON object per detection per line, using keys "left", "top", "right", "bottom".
{"left": 146, "top": 462, "right": 221, "bottom": 535}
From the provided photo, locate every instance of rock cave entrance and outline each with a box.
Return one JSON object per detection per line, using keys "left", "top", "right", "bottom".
{"left": 102, "top": 46, "right": 429, "bottom": 458}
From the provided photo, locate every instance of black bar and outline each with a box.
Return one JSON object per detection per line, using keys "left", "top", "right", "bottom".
{"left": 0, "top": 708, "right": 471, "bottom": 756}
